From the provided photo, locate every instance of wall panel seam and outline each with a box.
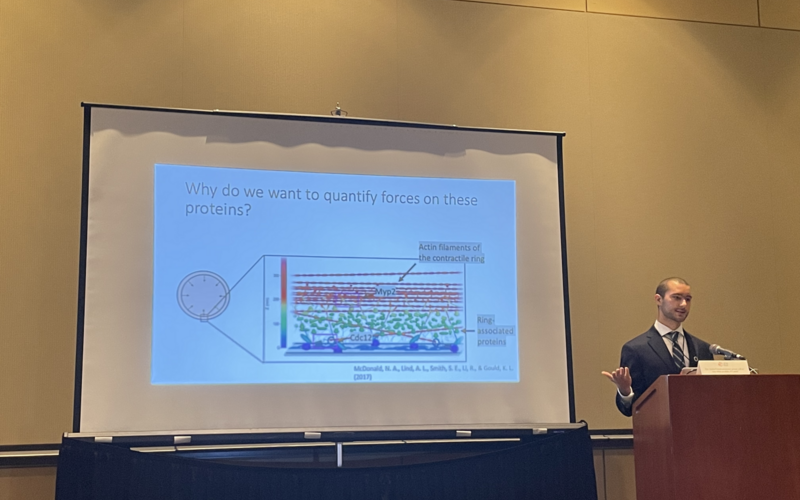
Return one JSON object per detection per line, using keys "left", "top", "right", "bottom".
{"left": 449, "top": 0, "right": 587, "bottom": 14}
{"left": 588, "top": 9, "right": 800, "bottom": 32}
{"left": 448, "top": 0, "right": 800, "bottom": 32}
{"left": 757, "top": 0, "right": 761, "bottom": 27}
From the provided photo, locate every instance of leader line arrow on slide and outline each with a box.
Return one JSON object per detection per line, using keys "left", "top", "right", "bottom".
{"left": 398, "top": 263, "right": 416, "bottom": 282}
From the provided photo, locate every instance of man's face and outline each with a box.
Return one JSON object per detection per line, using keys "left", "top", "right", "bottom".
{"left": 656, "top": 281, "right": 692, "bottom": 325}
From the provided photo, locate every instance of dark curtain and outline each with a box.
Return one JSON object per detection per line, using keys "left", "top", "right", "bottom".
{"left": 56, "top": 427, "right": 597, "bottom": 500}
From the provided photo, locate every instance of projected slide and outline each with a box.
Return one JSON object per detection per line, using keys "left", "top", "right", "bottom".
{"left": 152, "top": 164, "right": 519, "bottom": 384}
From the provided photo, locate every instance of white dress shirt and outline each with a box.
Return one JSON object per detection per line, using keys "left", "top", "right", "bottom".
{"left": 653, "top": 320, "right": 689, "bottom": 367}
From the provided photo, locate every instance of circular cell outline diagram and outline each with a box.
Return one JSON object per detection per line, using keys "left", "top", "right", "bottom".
{"left": 177, "top": 271, "right": 230, "bottom": 321}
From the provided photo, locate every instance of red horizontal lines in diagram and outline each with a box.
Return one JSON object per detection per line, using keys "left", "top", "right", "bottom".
{"left": 292, "top": 270, "right": 465, "bottom": 344}
{"left": 293, "top": 273, "right": 463, "bottom": 312}
{"left": 293, "top": 271, "right": 461, "bottom": 277}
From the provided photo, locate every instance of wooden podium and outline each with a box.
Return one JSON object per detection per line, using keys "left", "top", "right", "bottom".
{"left": 632, "top": 374, "right": 800, "bottom": 500}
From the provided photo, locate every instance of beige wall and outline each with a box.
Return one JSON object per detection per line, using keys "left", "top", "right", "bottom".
{"left": 0, "top": 469, "right": 56, "bottom": 500}
{"left": 2, "top": 0, "right": 799, "bottom": 497}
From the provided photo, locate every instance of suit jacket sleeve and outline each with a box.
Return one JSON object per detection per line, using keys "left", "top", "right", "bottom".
{"left": 615, "top": 343, "right": 644, "bottom": 417}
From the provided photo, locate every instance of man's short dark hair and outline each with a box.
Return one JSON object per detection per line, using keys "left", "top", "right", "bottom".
{"left": 656, "top": 277, "right": 689, "bottom": 297}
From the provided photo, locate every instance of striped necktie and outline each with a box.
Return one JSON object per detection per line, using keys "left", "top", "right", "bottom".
{"left": 669, "top": 331, "right": 685, "bottom": 369}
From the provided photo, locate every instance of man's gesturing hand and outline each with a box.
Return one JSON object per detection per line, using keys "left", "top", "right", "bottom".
{"left": 601, "top": 367, "right": 632, "bottom": 397}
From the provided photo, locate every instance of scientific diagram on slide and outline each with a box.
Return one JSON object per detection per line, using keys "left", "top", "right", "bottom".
{"left": 151, "top": 163, "right": 520, "bottom": 384}
{"left": 176, "top": 256, "right": 468, "bottom": 364}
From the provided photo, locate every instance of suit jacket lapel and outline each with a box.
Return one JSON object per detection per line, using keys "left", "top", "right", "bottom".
{"left": 646, "top": 327, "right": 676, "bottom": 372}
{"left": 685, "top": 331, "right": 699, "bottom": 367}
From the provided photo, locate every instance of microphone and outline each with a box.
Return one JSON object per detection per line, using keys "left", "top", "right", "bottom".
{"left": 709, "top": 344, "right": 746, "bottom": 360}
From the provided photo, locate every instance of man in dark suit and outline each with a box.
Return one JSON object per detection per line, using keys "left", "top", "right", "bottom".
{"left": 602, "top": 277, "right": 714, "bottom": 417}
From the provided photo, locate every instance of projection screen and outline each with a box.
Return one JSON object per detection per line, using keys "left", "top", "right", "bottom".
{"left": 75, "top": 104, "right": 573, "bottom": 434}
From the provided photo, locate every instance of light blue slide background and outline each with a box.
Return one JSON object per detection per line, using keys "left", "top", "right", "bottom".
{"left": 152, "top": 164, "right": 518, "bottom": 384}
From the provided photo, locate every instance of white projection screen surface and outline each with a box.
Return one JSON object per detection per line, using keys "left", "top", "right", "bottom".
{"left": 76, "top": 104, "right": 573, "bottom": 434}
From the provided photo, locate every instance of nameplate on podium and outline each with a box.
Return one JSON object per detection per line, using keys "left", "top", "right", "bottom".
{"left": 697, "top": 360, "right": 750, "bottom": 375}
